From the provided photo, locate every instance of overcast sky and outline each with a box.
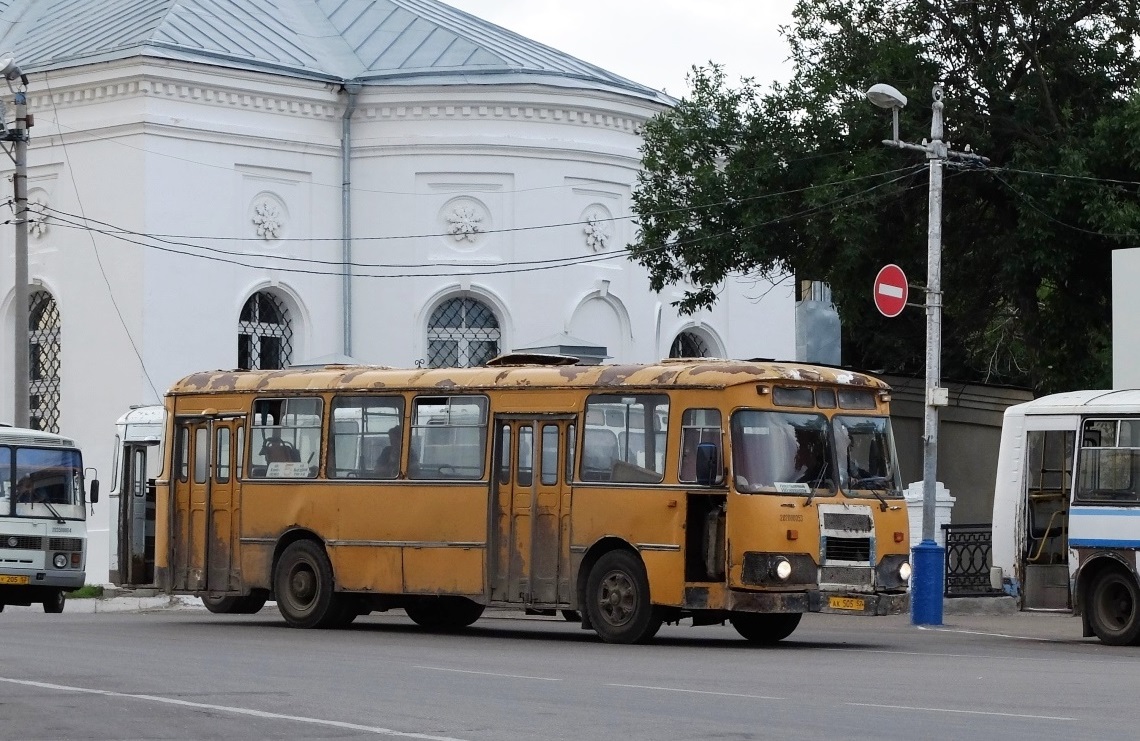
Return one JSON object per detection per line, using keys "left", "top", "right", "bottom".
{"left": 442, "top": 0, "right": 798, "bottom": 98}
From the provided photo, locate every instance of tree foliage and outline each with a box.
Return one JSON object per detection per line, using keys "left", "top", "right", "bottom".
{"left": 630, "top": 0, "right": 1140, "bottom": 393}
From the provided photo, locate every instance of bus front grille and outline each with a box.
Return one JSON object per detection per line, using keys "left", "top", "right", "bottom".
{"left": 824, "top": 536, "right": 871, "bottom": 562}
{"left": 0, "top": 534, "right": 43, "bottom": 550}
{"left": 49, "top": 537, "right": 83, "bottom": 551}
{"left": 823, "top": 512, "right": 872, "bottom": 532}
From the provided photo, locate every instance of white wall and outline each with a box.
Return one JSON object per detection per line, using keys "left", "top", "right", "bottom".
{"left": 1114, "top": 248, "right": 1140, "bottom": 389}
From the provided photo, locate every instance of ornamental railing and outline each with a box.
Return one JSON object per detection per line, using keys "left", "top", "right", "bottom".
{"left": 941, "top": 523, "right": 1003, "bottom": 597}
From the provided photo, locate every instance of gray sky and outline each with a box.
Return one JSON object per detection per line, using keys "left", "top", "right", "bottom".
{"left": 442, "top": 0, "right": 798, "bottom": 97}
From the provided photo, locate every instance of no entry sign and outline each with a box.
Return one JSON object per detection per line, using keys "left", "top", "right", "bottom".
{"left": 873, "top": 264, "right": 908, "bottom": 317}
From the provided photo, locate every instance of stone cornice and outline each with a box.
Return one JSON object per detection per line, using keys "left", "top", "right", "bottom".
{"left": 27, "top": 68, "right": 656, "bottom": 134}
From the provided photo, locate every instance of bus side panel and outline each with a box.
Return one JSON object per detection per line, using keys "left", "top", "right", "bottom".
{"left": 338, "top": 483, "right": 487, "bottom": 594}
{"left": 402, "top": 547, "right": 484, "bottom": 594}
{"left": 571, "top": 486, "right": 685, "bottom": 605}
{"left": 328, "top": 545, "right": 402, "bottom": 592}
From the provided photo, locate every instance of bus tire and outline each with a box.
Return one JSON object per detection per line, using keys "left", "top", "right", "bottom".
{"left": 42, "top": 590, "right": 66, "bottom": 614}
{"left": 202, "top": 595, "right": 243, "bottom": 614}
{"left": 235, "top": 593, "right": 268, "bottom": 614}
{"left": 730, "top": 612, "right": 802, "bottom": 643}
{"left": 585, "top": 550, "right": 661, "bottom": 644}
{"left": 274, "top": 540, "right": 340, "bottom": 629}
{"left": 405, "top": 596, "right": 484, "bottom": 631}
{"left": 1088, "top": 568, "right": 1140, "bottom": 646}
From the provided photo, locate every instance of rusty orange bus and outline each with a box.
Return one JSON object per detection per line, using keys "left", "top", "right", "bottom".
{"left": 142, "top": 356, "right": 910, "bottom": 643}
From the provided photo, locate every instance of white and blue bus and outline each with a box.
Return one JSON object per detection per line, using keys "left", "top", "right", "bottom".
{"left": 991, "top": 389, "right": 1140, "bottom": 645}
{"left": 0, "top": 425, "right": 98, "bottom": 613}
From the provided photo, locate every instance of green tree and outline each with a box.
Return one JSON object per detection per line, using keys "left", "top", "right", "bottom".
{"left": 630, "top": 0, "right": 1140, "bottom": 393}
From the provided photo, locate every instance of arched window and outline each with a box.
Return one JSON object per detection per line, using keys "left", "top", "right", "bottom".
{"left": 427, "top": 297, "right": 500, "bottom": 368}
{"left": 238, "top": 291, "right": 293, "bottom": 370}
{"left": 669, "top": 330, "right": 710, "bottom": 359}
{"left": 29, "top": 289, "right": 61, "bottom": 433}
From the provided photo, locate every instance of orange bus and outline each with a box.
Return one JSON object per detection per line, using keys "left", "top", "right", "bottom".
{"left": 145, "top": 356, "right": 910, "bottom": 643}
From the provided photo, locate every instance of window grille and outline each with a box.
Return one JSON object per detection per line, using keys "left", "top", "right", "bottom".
{"left": 29, "top": 290, "right": 61, "bottom": 433}
{"left": 669, "top": 330, "right": 709, "bottom": 358}
{"left": 238, "top": 291, "right": 293, "bottom": 370}
{"left": 427, "top": 297, "right": 500, "bottom": 368}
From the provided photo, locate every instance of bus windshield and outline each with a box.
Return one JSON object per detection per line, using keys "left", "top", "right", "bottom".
{"left": 835, "top": 415, "right": 902, "bottom": 497}
{"left": 1, "top": 447, "right": 86, "bottom": 520}
{"left": 731, "top": 410, "right": 835, "bottom": 494}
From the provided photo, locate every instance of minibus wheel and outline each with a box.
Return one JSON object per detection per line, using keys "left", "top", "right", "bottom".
{"left": 42, "top": 589, "right": 65, "bottom": 614}
{"left": 202, "top": 595, "right": 242, "bottom": 613}
{"left": 585, "top": 550, "right": 661, "bottom": 644}
{"left": 1088, "top": 568, "right": 1140, "bottom": 645}
{"left": 730, "top": 612, "right": 802, "bottom": 643}
{"left": 274, "top": 540, "right": 340, "bottom": 629}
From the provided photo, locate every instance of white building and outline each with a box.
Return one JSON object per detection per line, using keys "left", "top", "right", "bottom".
{"left": 0, "top": 0, "right": 796, "bottom": 583}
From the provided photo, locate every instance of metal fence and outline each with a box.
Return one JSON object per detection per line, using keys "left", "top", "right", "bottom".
{"left": 941, "top": 523, "right": 1003, "bottom": 597}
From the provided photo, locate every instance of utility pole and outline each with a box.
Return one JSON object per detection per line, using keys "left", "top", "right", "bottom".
{"left": 1, "top": 57, "right": 28, "bottom": 428}
{"left": 867, "top": 83, "right": 988, "bottom": 625}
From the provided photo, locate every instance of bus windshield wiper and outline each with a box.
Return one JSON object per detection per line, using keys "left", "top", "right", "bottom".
{"left": 35, "top": 497, "right": 67, "bottom": 524}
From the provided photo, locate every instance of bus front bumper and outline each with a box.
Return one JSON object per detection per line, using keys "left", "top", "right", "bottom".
{"left": 725, "top": 589, "right": 909, "bottom": 616}
{"left": 0, "top": 567, "right": 85, "bottom": 603}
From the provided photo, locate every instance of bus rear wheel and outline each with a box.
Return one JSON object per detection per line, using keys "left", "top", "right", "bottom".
{"left": 1088, "top": 569, "right": 1140, "bottom": 645}
{"left": 585, "top": 550, "right": 661, "bottom": 644}
{"left": 405, "top": 597, "right": 484, "bottom": 631}
{"left": 42, "top": 589, "right": 66, "bottom": 614}
{"left": 274, "top": 540, "right": 342, "bottom": 629}
{"left": 730, "top": 612, "right": 802, "bottom": 643}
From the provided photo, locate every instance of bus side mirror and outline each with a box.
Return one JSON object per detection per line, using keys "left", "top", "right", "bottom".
{"left": 695, "top": 442, "right": 719, "bottom": 486}
{"left": 89, "top": 479, "right": 100, "bottom": 504}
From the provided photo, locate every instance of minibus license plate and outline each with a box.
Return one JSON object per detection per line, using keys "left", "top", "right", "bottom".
{"left": 829, "top": 596, "right": 864, "bottom": 611}
{"left": 0, "top": 574, "right": 29, "bottom": 585}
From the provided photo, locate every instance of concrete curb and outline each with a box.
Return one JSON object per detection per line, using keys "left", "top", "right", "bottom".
{"left": 943, "top": 596, "right": 1019, "bottom": 616}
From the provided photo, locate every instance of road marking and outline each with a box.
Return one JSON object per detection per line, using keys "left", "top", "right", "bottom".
{"left": 845, "top": 702, "right": 1075, "bottom": 721}
{"left": 0, "top": 676, "right": 469, "bottom": 740}
{"left": 917, "top": 626, "right": 1055, "bottom": 642}
{"left": 607, "top": 683, "right": 783, "bottom": 700}
{"left": 412, "top": 665, "right": 561, "bottom": 681}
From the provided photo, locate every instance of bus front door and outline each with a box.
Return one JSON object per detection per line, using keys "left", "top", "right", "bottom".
{"left": 171, "top": 417, "right": 244, "bottom": 593}
{"left": 490, "top": 417, "right": 573, "bottom": 606}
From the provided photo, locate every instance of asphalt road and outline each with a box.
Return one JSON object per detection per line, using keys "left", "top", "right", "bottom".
{"left": 1, "top": 602, "right": 1138, "bottom": 740}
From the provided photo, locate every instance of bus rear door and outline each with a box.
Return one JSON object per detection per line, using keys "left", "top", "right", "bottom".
{"left": 171, "top": 416, "right": 244, "bottom": 594}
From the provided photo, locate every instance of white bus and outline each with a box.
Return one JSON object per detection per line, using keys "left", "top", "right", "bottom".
{"left": 991, "top": 389, "right": 1140, "bottom": 644}
{"left": 108, "top": 405, "right": 164, "bottom": 588}
{"left": 0, "top": 425, "right": 99, "bottom": 613}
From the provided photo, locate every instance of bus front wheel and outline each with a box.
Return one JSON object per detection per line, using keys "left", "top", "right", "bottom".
{"left": 274, "top": 540, "right": 341, "bottom": 629}
{"left": 405, "top": 596, "right": 484, "bottom": 631}
{"left": 1088, "top": 569, "right": 1140, "bottom": 645}
{"left": 585, "top": 550, "right": 661, "bottom": 644}
{"left": 42, "top": 589, "right": 65, "bottom": 614}
{"left": 730, "top": 612, "right": 801, "bottom": 643}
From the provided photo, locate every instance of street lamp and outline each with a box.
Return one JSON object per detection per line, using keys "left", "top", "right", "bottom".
{"left": 867, "top": 83, "right": 987, "bottom": 626}
{"left": 0, "top": 55, "right": 29, "bottom": 428}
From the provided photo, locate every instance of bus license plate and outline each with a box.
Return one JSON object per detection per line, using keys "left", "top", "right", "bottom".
{"left": 0, "top": 574, "right": 29, "bottom": 585}
{"left": 829, "top": 596, "right": 865, "bottom": 611}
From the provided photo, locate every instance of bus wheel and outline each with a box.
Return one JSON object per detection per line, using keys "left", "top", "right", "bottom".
{"left": 730, "top": 613, "right": 802, "bottom": 643}
{"left": 235, "top": 593, "right": 268, "bottom": 615}
{"left": 585, "top": 550, "right": 661, "bottom": 644}
{"left": 1088, "top": 569, "right": 1140, "bottom": 645}
{"left": 406, "top": 597, "right": 484, "bottom": 631}
{"left": 202, "top": 595, "right": 242, "bottom": 614}
{"left": 42, "top": 590, "right": 66, "bottom": 614}
{"left": 274, "top": 540, "right": 339, "bottom": 629}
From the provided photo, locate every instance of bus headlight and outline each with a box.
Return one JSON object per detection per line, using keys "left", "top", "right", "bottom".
{"left": 898, "top": 561, "right": 912, "bottom": 581}
{"left": 53, "top": 553, "right": 68, "bottom": 569}
{"left": 773, "top": 558, "right": 793, "bottom": 581}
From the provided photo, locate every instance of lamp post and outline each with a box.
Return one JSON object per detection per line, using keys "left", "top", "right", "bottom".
{"left": 866, "top": 83, "right": 987, "bottom": 625}
{"left": 0, "top": 56, "right": 29, "bottom": 428}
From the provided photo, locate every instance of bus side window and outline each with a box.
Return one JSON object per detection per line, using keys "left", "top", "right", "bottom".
{"left": 679, "top": 408, "right": 722, "bottom": 484}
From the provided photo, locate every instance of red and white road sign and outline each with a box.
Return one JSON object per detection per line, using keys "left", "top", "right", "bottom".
{"left": 873, "top": 264, "right": 908, "bottom": 317}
